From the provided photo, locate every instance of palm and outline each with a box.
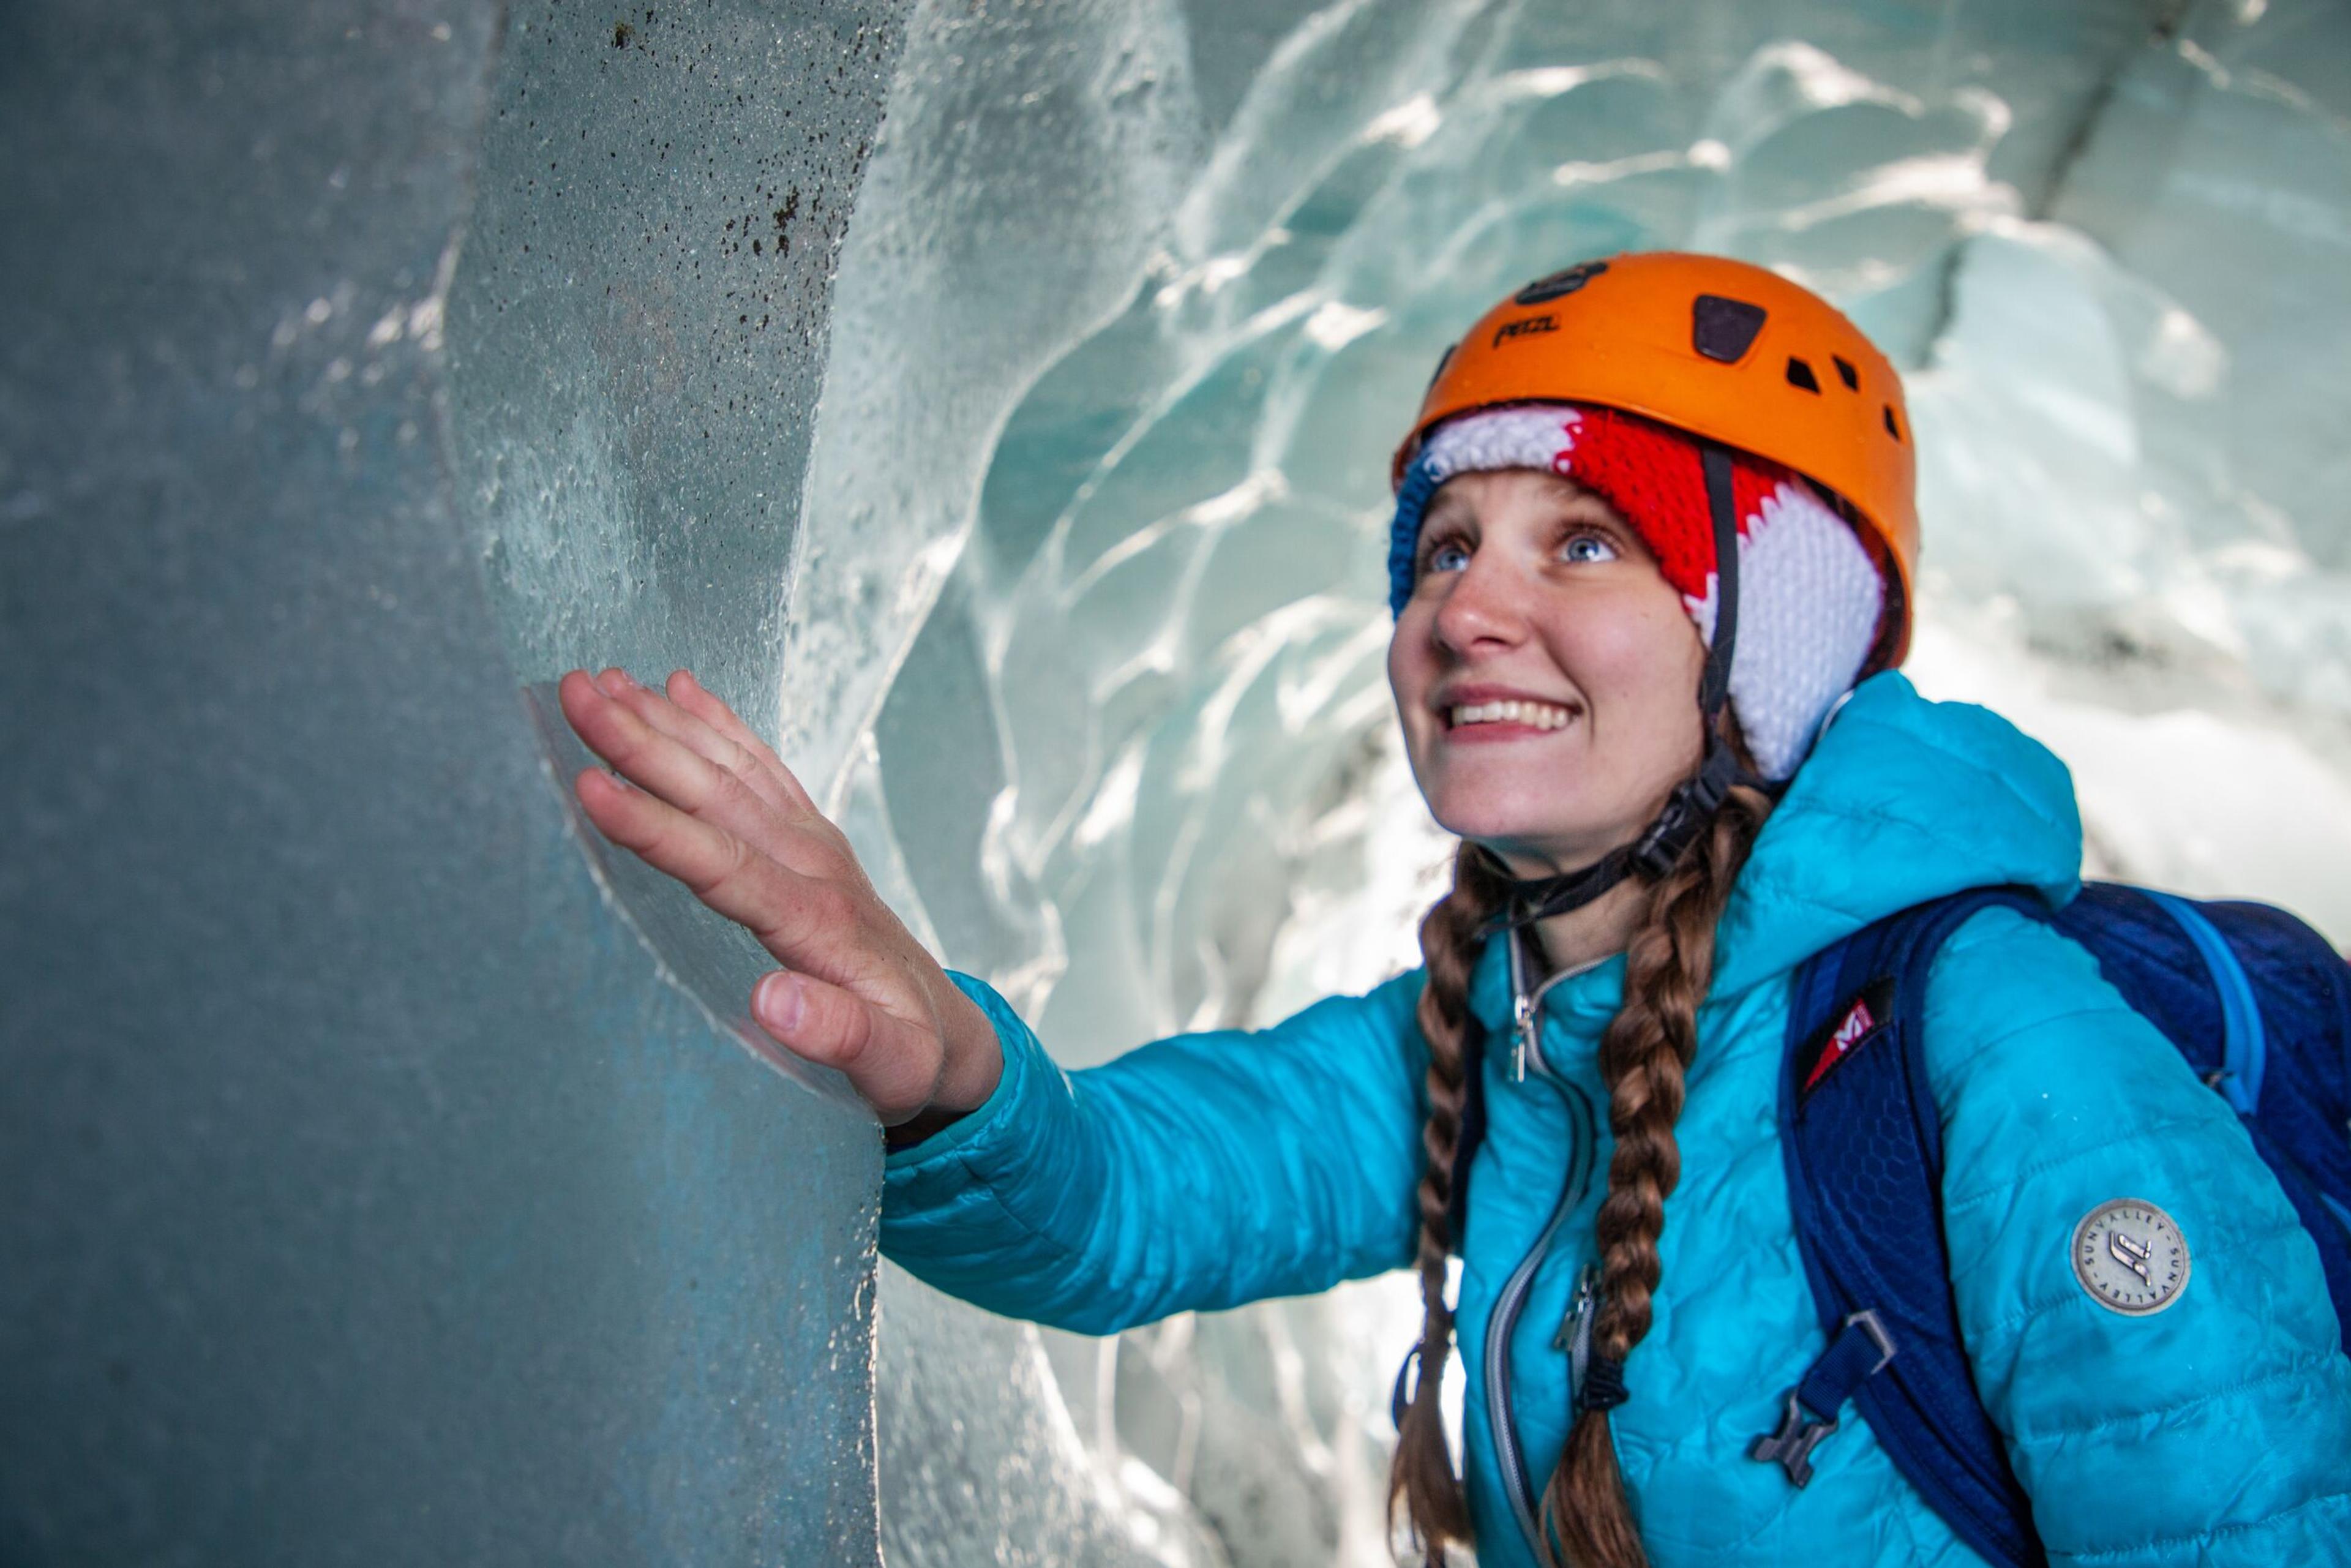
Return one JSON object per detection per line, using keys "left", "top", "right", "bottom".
{"left": 557, "top": 667, "right": 999, "bottom": 1124}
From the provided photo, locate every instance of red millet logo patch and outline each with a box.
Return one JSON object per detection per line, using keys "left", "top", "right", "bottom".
{"left": 1802, "top": 994, "right": 1879, "bottom": 1093}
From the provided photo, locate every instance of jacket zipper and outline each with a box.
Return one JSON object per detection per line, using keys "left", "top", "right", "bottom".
{"left": 1485, "top": 929, "right": 1600, "bottom": 1564}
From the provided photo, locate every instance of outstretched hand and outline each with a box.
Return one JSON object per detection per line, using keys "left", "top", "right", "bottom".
{"left": 558, "top": 667, "right": 1002, "bottom": 1127}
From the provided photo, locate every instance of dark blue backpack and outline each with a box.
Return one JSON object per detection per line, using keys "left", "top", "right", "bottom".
{"left": 1761, "top": 882, "right": 2351, "bottom": 1568}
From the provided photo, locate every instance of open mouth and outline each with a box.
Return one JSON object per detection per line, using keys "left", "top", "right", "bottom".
{"left": 1444, "top": 697, "right": 1578, "bottom": 733}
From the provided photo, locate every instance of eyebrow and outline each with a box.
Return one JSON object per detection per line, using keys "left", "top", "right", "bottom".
{"left": 1414, "top": 509, "right": 1471, "bottom": 560}
{"left": 1419, "top": 492, "right": 1474, "bottom": 529}
{"left": 1420, "top": 485, "right": 1619, "bottom": 534}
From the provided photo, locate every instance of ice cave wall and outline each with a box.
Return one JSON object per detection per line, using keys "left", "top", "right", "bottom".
{"left": 2, "top": 2, "right": 905, "bottom": 1562}
{"left": 821, "top": 2, "right": 2351, "bottom": 1565}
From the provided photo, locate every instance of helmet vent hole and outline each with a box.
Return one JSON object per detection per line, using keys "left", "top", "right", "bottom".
{"left": 1514, "top": 260, "right": 1610, "bottom": 306}
{"left": 1692, "top": 294, "right": 1767, "bottom": 362}
{"left": 1785, "top": 356, "right": 1821, "bottom": 394}
{"left": 1883, "top": 405, "right": 1902, "bottom": 441}
{"left": 1833, "top": 355, "right": 1859, "bottom": 391}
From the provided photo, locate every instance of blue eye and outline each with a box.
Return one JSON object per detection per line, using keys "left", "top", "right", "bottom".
{"left": 1561, "top": 531, "right": 1619, "bottom": 565}
{"left": 1425, "top": 539, "right": 1471, "bottom": 574}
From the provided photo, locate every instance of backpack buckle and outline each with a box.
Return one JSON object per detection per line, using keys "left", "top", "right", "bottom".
{"left": 1749, "top": 1390, "right": 1840, "bottom": 1487}
{"left": 1750, "top": 1310, "right": 1897, "bottom": 1488}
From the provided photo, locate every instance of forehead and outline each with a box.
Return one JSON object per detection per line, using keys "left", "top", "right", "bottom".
{"left": 1423, "top": 468, "right": 1616, "bottom": 525}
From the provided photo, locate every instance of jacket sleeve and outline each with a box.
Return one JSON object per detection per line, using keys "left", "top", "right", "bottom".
{"left": 1924, "top": 906, "right": 2351, "bottom": 1566}
{"left": 879, "top": 967, "right": 1428, "bottom": 1334}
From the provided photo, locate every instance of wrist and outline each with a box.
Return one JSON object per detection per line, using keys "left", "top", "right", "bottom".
{"left": 881, "top": 983, "right": 1004, "bottom": 1150}
{"left": 929, "top": 983, "right": 1005, "bottom": 1116}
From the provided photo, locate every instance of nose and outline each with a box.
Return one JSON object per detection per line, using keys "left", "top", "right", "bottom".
{"left": 1429, "top": 545, "right": 1529, "bottom": 658}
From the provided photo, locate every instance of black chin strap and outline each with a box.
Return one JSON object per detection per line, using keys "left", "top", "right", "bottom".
{"left": 1480, "top": 442, "right": 1773, "bottom": 937}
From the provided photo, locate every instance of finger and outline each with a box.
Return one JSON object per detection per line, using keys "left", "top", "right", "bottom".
{"left": 560, "top": 669, "right": 632, "bottom": 765}
{"left": 752, "top": 969, "right": 941, "bottom": 1123}
{"left": 601, "top": 673, "right": 803, "bottom": 823}
{"left": 563, "top": 672, "right": 775, "bottom": 839}
{"left": 561, "top": 668, "right": 639, "bottom": 747}
{"left": 582, "top": 680, "right": 844, "bottom": 877}
{"left": 574, "top": 768, "right": 866, "bottom": 974}
{"left": 666, "top": 669, "right": 820, "bottom": 816}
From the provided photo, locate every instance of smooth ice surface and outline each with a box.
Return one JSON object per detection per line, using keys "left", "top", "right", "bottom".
{"left": 2, "top": 2, "right": 903, "bottom": 1562}
{"left": 816, "top": 1, "right": 2351, "bottom": 1564}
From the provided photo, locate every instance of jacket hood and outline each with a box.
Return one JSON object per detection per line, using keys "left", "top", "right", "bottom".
{"left": 1468, "top": 671, "right": 2083, "bottom": 1031}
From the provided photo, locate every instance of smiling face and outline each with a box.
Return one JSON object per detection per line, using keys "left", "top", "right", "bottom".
{"left": 1387, "top": 468, "right": 1709, "bottom": 877}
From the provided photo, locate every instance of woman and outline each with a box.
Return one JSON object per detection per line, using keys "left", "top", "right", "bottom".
{"left": 560, "top": 253, "right": 2351, "bottom": 1567}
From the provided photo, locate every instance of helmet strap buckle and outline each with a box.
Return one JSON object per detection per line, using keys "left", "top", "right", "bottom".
{"left": 1631, "top": 740, "right": 1739, "bottom": 879}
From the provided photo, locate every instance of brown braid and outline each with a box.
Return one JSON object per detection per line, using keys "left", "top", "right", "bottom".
{"left": 1389, "top": 839, "right": 1509, "bottom": 1564}
{"left": 1537, "top": 779, "right": 1774, "bottom": 1568}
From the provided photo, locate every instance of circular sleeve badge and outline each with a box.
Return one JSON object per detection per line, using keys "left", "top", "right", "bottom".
{"left": 2071, "top": 1199, "right": 2191, "bottom": 1315}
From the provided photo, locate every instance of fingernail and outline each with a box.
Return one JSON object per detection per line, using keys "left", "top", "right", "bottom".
{"left": 755, "top": 972, "right": 804, "bottom": 1035}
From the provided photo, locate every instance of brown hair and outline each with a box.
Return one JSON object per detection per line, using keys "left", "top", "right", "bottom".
{"left": 1389, "top": 838, "right": 1509, "bottom": 1562}
{"left": 1388, "top": 784, "right": 1774, "bottom": 1568}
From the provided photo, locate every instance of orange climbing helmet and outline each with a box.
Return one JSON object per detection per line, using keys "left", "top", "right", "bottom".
{"left": 1391, "top": 251, "right": 1918, "bottom": 664}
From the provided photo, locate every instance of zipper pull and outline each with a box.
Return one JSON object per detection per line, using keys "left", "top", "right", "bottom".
{"left": 1505, "top": 925, "right": 1533, "bottom": 1083}
{"left": 1555, "top": 1261, "right": 1601, "bottom": 1415}
{"left": 1553, "top": 1263, "right": 1597, "bottom": 1349}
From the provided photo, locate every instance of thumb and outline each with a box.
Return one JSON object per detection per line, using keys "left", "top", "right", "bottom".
{"left": 752, "top": 969, "right": 943, "bottom": 1123}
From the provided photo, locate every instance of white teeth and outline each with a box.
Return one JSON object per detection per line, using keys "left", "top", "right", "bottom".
{"left": 1449, "top": 699, "right": 1573, "bottom": 730}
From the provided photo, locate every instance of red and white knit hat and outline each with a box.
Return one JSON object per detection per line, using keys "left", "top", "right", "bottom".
{"left": 1404, "top": 402, "right": 1886, "bottom": 780}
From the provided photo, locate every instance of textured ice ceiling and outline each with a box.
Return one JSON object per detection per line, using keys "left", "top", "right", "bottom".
{"left": 794, "top": 1, "right": 2351, "bottom": 1562}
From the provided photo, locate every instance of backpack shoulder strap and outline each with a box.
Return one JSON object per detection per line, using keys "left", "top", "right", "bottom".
{"left": 1763, "top": 888, "right": 2051, "bottom": 1568}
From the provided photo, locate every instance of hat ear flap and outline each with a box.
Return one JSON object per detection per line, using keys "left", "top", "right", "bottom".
{"left": 1721, "top": 481, "right": 1884, "bottom": 779}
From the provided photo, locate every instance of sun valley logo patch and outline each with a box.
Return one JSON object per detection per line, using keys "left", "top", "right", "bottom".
{"left": 2071, "top": 1199, "right": 2191, "bottom": 1315}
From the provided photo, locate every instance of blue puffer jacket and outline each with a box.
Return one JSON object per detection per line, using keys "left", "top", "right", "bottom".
{"left": 882, "top": 673, "right": 2351, "bottom": 1566}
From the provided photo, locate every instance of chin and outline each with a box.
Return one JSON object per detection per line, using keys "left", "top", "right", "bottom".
{"left": 1429, "top": 793, "right": 1597, "bottom": 861}
{"left": 1423, "top": 761, "right": 1646, "bottom": 869}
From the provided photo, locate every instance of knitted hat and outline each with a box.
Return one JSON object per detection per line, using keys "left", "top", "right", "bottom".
{"left": 1387, "top": 402, "right": 1885, "bottom": 780}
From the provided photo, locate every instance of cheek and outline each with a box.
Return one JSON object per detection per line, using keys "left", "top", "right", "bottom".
{"left": 1387, "top": 605, "right": 1461, "bottom": 805}
{"left": 1386, "top": 616, "right": 1433, "bottom": 738}
{"left": 1558, "top": 589, "right": 1708, "bottom": 746}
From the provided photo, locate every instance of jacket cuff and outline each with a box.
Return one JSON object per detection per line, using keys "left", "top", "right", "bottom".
{"left": 882, "top": 969, "right": 1046, "bottom": 1180}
